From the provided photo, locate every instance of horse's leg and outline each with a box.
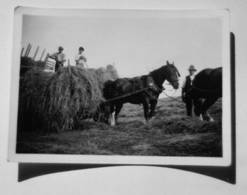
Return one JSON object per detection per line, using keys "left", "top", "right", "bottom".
{"left": 193, "top": 98, "right": 204, "bottom": 117}
{"left": 109, "top": 105, "right": 116, "bottom": 126}
{"left": 115, "top": 103, "right": 123, "bottom": 124}
{"left": 142, "top": 99, "right": 150, "bottom": 124}
{"left": 185, "top": 98, "right": 193, "bottom": 116}
{"left": 102, "top": 103, "right": 112, "bottom": 124}
{"left": 149, "top": 99, "right": 157, "bottom": 118}
{"left": 201, "top": 96, "right": 218, "bottom": 122}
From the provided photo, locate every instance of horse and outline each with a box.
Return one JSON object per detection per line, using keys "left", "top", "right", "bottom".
{"left": 187, "top": 67, "right": 222, "bottom": 121}
{"left": 100, "top": 61, "right": 180, "bottom": 126}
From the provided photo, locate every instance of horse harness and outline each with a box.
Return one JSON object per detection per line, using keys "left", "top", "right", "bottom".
{"left": 103, "top": 76, "right": 164, "bottom": 104}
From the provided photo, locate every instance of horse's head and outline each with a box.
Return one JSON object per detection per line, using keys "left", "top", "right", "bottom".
{"left": 149, "top": 60, "right": 180, "bottom": 90}
{"left": 163, "top": 61, "right": 180, "bottom": 89}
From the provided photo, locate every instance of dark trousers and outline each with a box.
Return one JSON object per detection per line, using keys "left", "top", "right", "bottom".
{"left": 185, "top": 98, "right": 193, "bottom": 116}
{"left": 55, "top": 62, "right": 63, "bottom": 72}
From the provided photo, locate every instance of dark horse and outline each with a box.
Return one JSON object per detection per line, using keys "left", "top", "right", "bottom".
{"left": 100, "top": 61, "right": 180, "bottom": 126}
{"left": 188, "top": 67, "right": 222, "bottom": 121}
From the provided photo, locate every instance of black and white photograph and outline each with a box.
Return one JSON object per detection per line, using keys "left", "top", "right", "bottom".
{"left": 8, "top": 7, "right": 231, "bottom": 165}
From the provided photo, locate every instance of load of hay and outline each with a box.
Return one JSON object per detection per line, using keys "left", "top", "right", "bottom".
{"left": 18, "top": 64, "right": 118, "bottom": 133}
{"left": 88, "top": 64, "right": 119, "bottom": 89}
{"left": 42, "top": 66, "right": 104, "bottom": 131}
{"left": 18, "top": 67, "right": 53, "bottom": 132}
{"left": 20, "top": 56, "right": 46, "bottom": 76}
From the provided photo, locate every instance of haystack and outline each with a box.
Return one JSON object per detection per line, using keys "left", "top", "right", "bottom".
{"left": 20, "top": 56, "right": 45, "bottom": 76}
{"left": 18, "top": 64, "right": 118, "bottom": 133}
{"left": 88, "top": 64, "right": 118, "bottom": 89}
{"left": 106, "top": 64, "right": 119, "bottom": 80}
{"left": 18, "top": 67, "right": 53, "bottom": 132}
{"left": 42, "top": 66, "right": 104, "bottom": 131}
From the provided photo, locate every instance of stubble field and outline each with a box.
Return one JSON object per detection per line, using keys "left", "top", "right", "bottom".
{"left": 17, "top": 97, "right": 222, "bottom": 157}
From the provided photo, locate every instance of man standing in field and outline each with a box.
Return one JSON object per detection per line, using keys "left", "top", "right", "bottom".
{"left": 182, "top": 65, "right": 197, "bottom": 116}
{"left": 49, "top": 46, "right": 66, "bottom": 72}
{"left": 75, "top": 46, "right": 87, "bottom": 68}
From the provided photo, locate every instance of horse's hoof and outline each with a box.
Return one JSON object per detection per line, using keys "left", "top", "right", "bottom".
{"left": 209, "top": 117, "right": 214, "bottom": 122}
{"left": 200, "top": 113, "right": 214, "bottom": 122}
{"left": 149, "top": 117, "right": 155, "bottom": 123}
{"left": 110, "top": 121, "right": 116, "bottom": 126}
{"left": 143, "top": 119, "right": 149, "bottom": 125}
{"left": 109, "top": 119, "right": 115, "bottom": 126}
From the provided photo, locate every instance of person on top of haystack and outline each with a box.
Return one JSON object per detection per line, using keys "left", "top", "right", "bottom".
{"left": 182, "top": 65, "right": 197, "bottom": 116}
{"left": 75, "top": 46, "right": 87, "bottom": 68}
{"left": 49, "top": 46, "right": 66, "bottom": 72}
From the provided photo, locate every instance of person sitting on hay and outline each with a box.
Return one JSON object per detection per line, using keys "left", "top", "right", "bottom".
{"left": 49, "top": 46, "right": 66, "bottom": 72}
{"left": 182, "top": 65, "right": 197, "bottom": 116}
{"left": 75, "top": 46, "right": 87, "bottom": 68}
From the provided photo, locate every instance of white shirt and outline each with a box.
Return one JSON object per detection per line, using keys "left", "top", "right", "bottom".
{"left": 189, "top": 75, "right": 195, "bottom": 85}
{"left": 50, "top": 52, "right": 66, "bottom": 63}
{"left": 75, "top": 53, "right": 87, "bottom": 67}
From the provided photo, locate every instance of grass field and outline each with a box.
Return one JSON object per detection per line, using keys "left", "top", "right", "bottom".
{"left": 17, "top": 97, "right": 222, "bottom": 157}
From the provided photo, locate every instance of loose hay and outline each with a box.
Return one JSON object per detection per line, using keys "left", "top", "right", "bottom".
{"left": 20, "top": 56, "right": 46, "bottom": 75}
{"left": 18, "top": 65, "right": 116, "bottom": 133}
{"left": 87, "top": 64, "right": 118, "bottom": 89}
{"left": 43, "top": 66, "right": 104, "bottom": 132}
{"left": 18, "top": 67, "right": 53, "bottom": 132}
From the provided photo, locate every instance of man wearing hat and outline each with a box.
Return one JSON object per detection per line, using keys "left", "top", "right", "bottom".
{"left": 182, "top": 65, "right": 197, "bottom": 116}
{"left": 75, "top": 46, "right": 87, "bottom": 68}
{"left": 49, "top": 46, "right": 66, "bottom": 72}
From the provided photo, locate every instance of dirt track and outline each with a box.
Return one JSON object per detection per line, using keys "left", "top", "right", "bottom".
{"left": 17, "top": 97, "right": 222, "bottom": 156}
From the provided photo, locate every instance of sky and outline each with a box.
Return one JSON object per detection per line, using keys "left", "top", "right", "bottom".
{"left": 21, "top": 12, "right": 223, "bottom": 96}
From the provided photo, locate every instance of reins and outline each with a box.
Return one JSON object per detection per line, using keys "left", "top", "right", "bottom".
{"left": 103, "top": 82, "right": 181, "bottom": 104}
{"left": 103, "top": 87, "right": 153, "bottom": 103}
{"left": 162, "top": 89, "right": 182, "bottom": 102}
{"left": 103, "top": 84, "right": 218, "bottom": 104}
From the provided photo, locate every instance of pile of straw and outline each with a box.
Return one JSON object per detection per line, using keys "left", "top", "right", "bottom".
{"left": 106, "top": 64, "right": 119, "bottom": 80}
{"left": 18, "top": 64, "right": 118, "bottom": 133}
{"left": 20, "top": 56, "right": 45, "bottom": 76}
{"left": 18, "top": 66, "right": 106, "bottom": 132}
{"left": 43, "top": 66, "right": 104, "bottom": 131}
{"left": 18, "top": 67, "right": 53, "bottom": 132}
{"left": 88, "top": 64, "right": 118, "bottom": 89}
